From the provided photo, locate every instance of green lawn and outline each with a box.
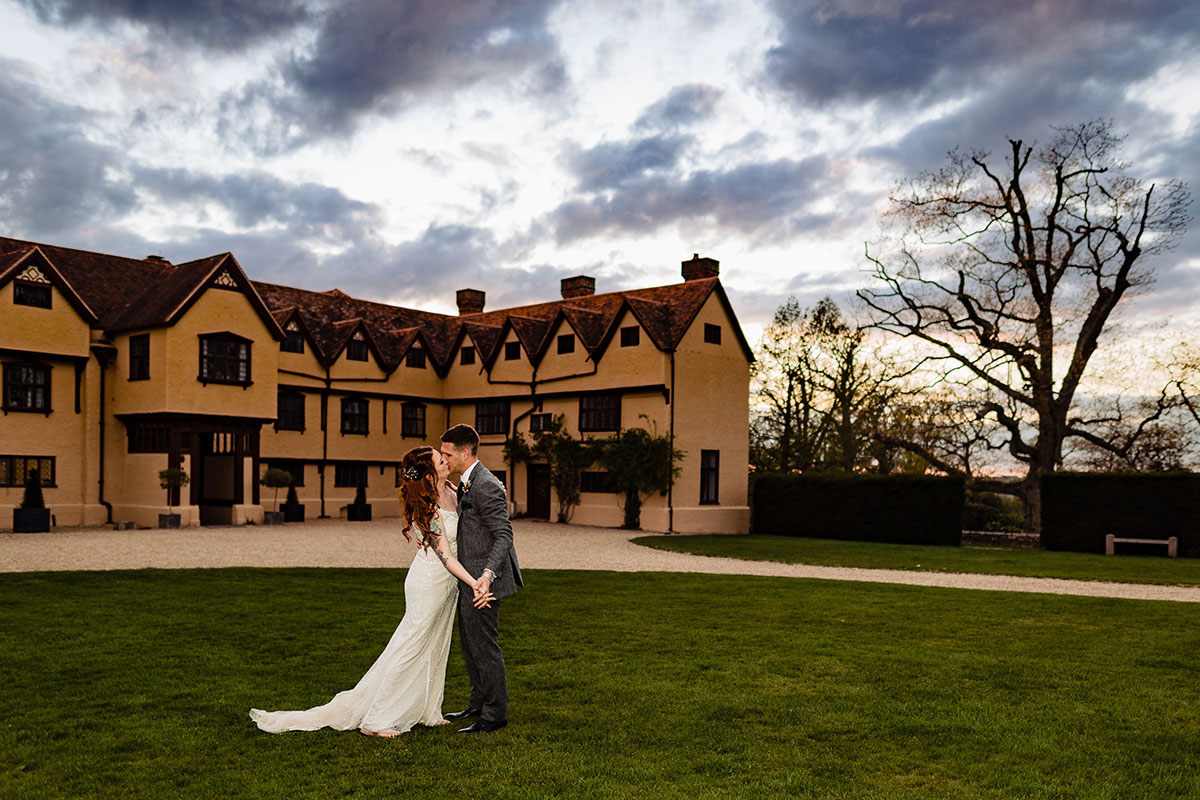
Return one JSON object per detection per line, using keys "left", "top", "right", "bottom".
{"left": 632, "top": 534, "right": 1200, "bottom": 586}
{"left": 3, "top": 569, "right": 1198, "bottom": 799}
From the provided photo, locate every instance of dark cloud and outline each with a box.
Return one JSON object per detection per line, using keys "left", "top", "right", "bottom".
{"left": 566, "top": 134, "right": 692, "bottom": 192}
{"left": 634, "top": 83, "right": 723, "bottom": 131}
{"left": 0, "top": 61, "right": 136, "bottom": 239}
{"left": 281, "top": 0, "right": 566, "bottom": 135}
{"left": 550, "top": 155, "right": 834, "bottom": 243}
{"left": 132, "top": 167, "right": 381, "bottom": 240}
{"left": 764, "top": 0, "right": 1200, "bottom": 106}
{"left": 17, "top": 0, "right": 312, "bottom": 50}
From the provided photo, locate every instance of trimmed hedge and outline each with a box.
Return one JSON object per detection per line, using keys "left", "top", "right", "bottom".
{"left": 752, "top": 473, "right": 964, "bottom": 546}
{"left": 1041, "top": 472, "right": 1200, "bottom": 558}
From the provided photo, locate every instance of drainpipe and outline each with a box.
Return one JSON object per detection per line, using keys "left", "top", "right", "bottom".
{"left": 320, "top": 365, "right": 330, "bottom": 518}
{"left": 509, "top": 377, "right": 538, "bottom": 516}
{"left": 97, "top": 356, "right": 113, "bottom": 525}
{"left": 668, "top": 351, "right": 676, "bottom": 532}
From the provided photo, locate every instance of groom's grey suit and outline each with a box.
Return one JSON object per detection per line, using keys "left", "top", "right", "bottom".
{"left": 456, "top": 463, "right": 522, "bottom": 723}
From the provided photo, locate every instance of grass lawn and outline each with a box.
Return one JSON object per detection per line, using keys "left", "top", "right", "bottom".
{"left": 632, "top": 535, "right": 1200, "bottom": 587}
{"left": 2, "top": 568, "right": 1198, "bottom": 799}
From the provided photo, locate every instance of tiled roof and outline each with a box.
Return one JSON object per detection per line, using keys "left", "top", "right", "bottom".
{"left": 2, "top": 234, "right": 751, "bottom": 368}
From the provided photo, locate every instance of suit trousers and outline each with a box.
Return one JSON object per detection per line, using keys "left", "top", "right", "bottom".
{"left": 457, "top": 589, "right": 508, "bottom": 722}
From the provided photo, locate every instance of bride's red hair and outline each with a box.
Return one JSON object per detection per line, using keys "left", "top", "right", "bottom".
{"left": 397, "top": 446, "right": 439, "bottom": 546}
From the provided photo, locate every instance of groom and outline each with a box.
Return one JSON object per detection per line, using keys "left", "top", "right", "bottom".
{"left": 439, "top": 424, "right": 523, "bottom": 734}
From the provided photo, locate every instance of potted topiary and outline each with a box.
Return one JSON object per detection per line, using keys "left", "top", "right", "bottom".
{"left": 259, "top": 467, "right": 292, "bottom": 526}
{"left": 158, "top": 467, "right": 190, "bottom": 529}
{"left": 282, "top": 483, "right": 305, "bottom": 523}
{"left": 13, "top": 469, "right": 51, "bottom": 533}
{"left": 347, "top": 482, "right": 371, "bottom": 521}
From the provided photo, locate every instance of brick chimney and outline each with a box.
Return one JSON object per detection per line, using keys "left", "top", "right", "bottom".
{"left": 456, "top": 288, "right": 485, "bottom": 315}
{"left": 560, "top": 275, "right": 596, "bottom": 299}
{"left": 682, "top": 253, "right": 719, "bottom": 281}
{"left": 145, "top": 254, "right": 171, "bottom": 265}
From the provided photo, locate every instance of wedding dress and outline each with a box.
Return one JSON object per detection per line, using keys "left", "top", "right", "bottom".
{"left": 250, "top": 510, "right": 460, "bottom": 734}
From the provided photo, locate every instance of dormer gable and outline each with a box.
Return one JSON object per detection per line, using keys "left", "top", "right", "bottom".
{"left": 0, "top": 246, "right": 98, "bottom": 324}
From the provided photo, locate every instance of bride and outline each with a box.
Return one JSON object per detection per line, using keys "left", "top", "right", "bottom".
{"left": 249, "top": 446, "right": 492, "bottom": 737}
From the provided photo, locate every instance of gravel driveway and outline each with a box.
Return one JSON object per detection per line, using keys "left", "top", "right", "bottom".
{"left": 2, "top": 517, "right": 1196, "bottom": 603}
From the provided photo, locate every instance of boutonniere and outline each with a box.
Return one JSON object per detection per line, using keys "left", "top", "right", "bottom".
{"left": 460, "top": 479, "right": 472, "bottom": 494}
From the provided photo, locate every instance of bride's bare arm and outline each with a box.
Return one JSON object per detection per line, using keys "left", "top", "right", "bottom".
{"left": 429, "top": 525, "right": 493, "bottom": 607}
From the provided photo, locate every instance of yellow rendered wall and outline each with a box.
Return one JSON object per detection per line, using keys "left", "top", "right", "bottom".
{"left": 0, "top": 280, "right": 92, "bottom": 357}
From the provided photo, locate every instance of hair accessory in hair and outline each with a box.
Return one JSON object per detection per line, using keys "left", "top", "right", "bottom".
{"left": 403, "top": 466, "right": 420, "bottom": 481}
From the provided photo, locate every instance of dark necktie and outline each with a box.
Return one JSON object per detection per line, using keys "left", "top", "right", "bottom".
{"left": 456, "top": 482, "right": 464, "bottom": 503}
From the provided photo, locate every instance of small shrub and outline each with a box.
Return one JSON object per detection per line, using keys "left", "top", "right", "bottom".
{"left": 20, "top": 470, "right": 45, "bottom": 509}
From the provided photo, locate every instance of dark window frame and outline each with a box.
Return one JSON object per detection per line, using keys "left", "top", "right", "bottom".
{"left": 620, "top": 326, "right": 640, "bottom": 347}
{"left": 406, "top": 348, "right": 426, "bottom": 369}
{"left": 0, "top": 455, "right": 56, "bottom": 488}
{"left": 334, "top": 462, "right": 368, "bottom": 488}
{"left": 198, "top": 334, "right": 252, "bottom": 386}
{"left": 127, "top": 421, "right": 170, "bottom": 453}
{"left": 700, "top": 449, "right": 720, "bottom": 505}
{"left": 340, "top": 396, "right": 369, "bottom": 435}
{"left": 579, "top": 393, "right": 620, "bottom": 432}
{"left": 580, "top": 471, "right": 616, "bottom": 493}
{"left": 276, "top": 391, "right": 306, "bottom": 431}
{"left": 129, "top": 333, "right": 150, "bottom": 381}
{"left": 3, "top": 362, "right": 51, "bottom": 413}
{"left": 475, "top": 400, "right": 510, "bottom": 435}
{"left": 557, "top": 334, "right": 575, "bottom": 354}
{"left": 504, "top": 341, "right": 521, "bottom": 361}
{"left": 346, "top": 338, "right": 369, "bottom": 362}
{"left": 269, "top": 459, "right": 305, "bottom": 487}
{"left": 704, "top": 323, "right": 722, "bottom": 344}
{"left": 13, "top": 280, "right": 52, "bottom": 309}
{"left": 282, "top": 327, "right": 305, "bottom": 353}
{"left": 529, "top": 412, "right": 553, "bottom": 432}
{"left": 401, "top": 402, "right": 426, "bottom": 437}
{"left": 460, "top": 346, "right": 476, "bottom": 365}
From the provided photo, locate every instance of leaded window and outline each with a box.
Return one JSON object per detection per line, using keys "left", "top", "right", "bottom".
{"left": 341, "top": 396, "right": 369, "bottom": 435}
{"left": 504, "top": 341, "right": 521, "bottom": 361}
{"left": 3, "top": 363, "right": 50, "bottom": 412}
{"left": 129, "top": 334, "right": 150, "bottom": 380}
{"left": 476, "top": 400, "right": 510, "bottom": 435}
{"left": 406, "top": 348, "right": 426, "bottom": 369}
{"left": 580, "top": 471, "right": 615, "bottom": 493}
{"left": 127, "top": 421, "right": 170, "bottom": 453}
{"left": 0, "top": 455, "right": 55, "bottom": 487}
{"left": 402, "top": 403, "right": 426, "bottom": 437}
{"left": 461, "top": 346, "right": 476, "bottom": 365}
{"left": 700, "top": 450, "right": 720, "bottom": 505}
{"left": 199, "top": 335, "right": 250, "bottom": 385}
{"left": 270, "top": 459, "right": 305, "bottom": 487}
{"left": 13, "top": 281, "right": 51, "bottom": 308}
{"left": 277, "top": 391, "right": 305, "bottom": 431}
{"left": 579, "top": 393, "right": 619, "bottom": 432}
{"left": 282, "top": 326, "right": 305, "bottom": 353}
{"left": 620, "top": 326, "right": 640, "bottom": 347}
{"left": 704, "top": 323, "right": 721, "bottom": 344}
{"left": 335, "top": 462, "right": 368, "bottom": 487}
{"left": 346, "top": 337, "right": 368, "bottom": 362}
{"left": 530, "top": 413, "right": 552, "bottom": 432}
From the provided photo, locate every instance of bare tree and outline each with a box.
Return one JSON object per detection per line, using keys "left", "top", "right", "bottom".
{"left": 859, "top": 120, "right": 1190, "bottom": 530}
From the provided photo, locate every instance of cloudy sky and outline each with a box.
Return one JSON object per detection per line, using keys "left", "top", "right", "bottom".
{"left": 2, "top": 0, "right": 1199, "bottom": 342}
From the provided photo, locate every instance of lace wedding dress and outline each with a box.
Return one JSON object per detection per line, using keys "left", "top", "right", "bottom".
{"left": 250, "top": 510, "right": 460, "bottom": 734}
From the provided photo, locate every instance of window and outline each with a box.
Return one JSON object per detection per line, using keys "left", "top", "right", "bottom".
{"left": 492, "top": 470, "right": 507, "bottom": 492}
{"left": 476, "top": 400, "right": 510, "bottom": 435}
{"left": 13, "top": 281, "right": 51, "bottom": 308}
{"left": 530, "top": 413, "right": 552, "bottom": 432}
{"left": 341, "top": 396, "right": 369, "bottom": 435}
{"left": 346, "top": 337, "right": 368, "bottom": 362}
{"left": 700, "top": 450, "right": 719, "bottom": 505}
{"left": 335, "top": 462, "right": 368, "bottom": 487}
{"left": 704, "top": 323, "right": 721, "bottom": 344}
{"left": 127, "top": 421, "right": 170, "bottom": 453}
{"left": 282, "top": 327, "right": 305, "bottom": 353}
{"left": 580, "top": 471, "right": 616, "bottom": 493}
{"left": 3, "top": 363, "right": 50, "bottom": 412}
{"left": 460, "top": 346, "right": 476, "bottom": 365}
{"left": 557, "top": 334, "right": 575, "bottom": 354}
{"left": 129, "top": 334, "right": 150, "bottom": 380}
{"left": 406, "top": 348, "right": 426, "bottom": 369}
{"left": 269, "top": 459, "right": 305, "bottom": 487}
{"left": 504, "top": 341, "right": 521, "bottom": 361}
{"left": 620, "top": 326, "right": 640, "bottom": 347}
{"left": 402, "top": 403, "right": 426, "bottom": 437}
{"left": 0, "top": 455, "right": 56, "bottom": 487}
{"left": 199, "top": 335, "right": 250, "bottom": 385}
{"left": 579, "top": 393, "right": 620, "bottom": 432}
{"left": 276, "top": 391, "right": 305, "bottom": 431}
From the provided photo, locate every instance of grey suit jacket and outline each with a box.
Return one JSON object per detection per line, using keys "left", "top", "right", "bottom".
{"left": 456, "top": 464, "right": 523, "bottom": 600}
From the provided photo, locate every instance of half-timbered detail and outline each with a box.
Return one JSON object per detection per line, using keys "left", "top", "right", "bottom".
{"left": 2, "top": 235, "right": 750, "bottom": 532}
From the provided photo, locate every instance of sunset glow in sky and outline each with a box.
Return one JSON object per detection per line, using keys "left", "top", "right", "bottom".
{"left": 2, "top": 0, "right": 1198, "bottom": 346}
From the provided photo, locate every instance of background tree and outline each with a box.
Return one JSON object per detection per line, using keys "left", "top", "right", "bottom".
{"left": 259, "top": 467, "right": 294, "bottom": 512}
{"left": 158, "top": 467, "right": 190, "bottom": 518}
{"left": 507, "top": 415, "right": 594, "bottom": 523}
{"left": 596, "top": 419, "right": 683, "bottom": 530}
{"left": 859, "top": 120, "right": 1190, "bottom": 530}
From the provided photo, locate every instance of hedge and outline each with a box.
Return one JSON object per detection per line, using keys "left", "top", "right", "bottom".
{"left": 1041, "top": 472, "right": 1200, "bottom": 557}
{"left": 752, "top": 473, "right": 964, "bottom": 546}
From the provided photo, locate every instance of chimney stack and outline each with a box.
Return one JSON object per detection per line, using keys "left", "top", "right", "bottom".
{"left": 560, "top": 275, "right": 596, "bottom": 299}
{"left": 145, "top": 254, "right": 171, "bottom": 265}
{"left": 456, "top": 288, "right": 485, "bottom": 315}
{"left": 681, "top": 253, "right": 719, "bottom": 281}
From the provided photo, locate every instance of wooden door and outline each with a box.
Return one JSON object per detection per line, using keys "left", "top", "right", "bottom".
{"left": 527, "top": 464, "right": 551, "bottom": 520}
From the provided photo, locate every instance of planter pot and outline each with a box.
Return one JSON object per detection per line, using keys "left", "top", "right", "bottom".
{"left": 347, "top": 503, "right": 372, "bottom": 522}
{"left": 263, "top": 511, "right": 285, "bottom": 526}
{"left": 282, "top": 503, "right": 305, "bottom": 523}
{"left": 13, "top": 507, "right": 51, "bottom": 533}
{"left": 158, "top": 513, "right": 181, "bottom": 529}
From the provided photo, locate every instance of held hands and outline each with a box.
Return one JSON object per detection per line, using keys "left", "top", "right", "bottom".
{"left": 472, "top": 575, "right": 494, "bottom": 609}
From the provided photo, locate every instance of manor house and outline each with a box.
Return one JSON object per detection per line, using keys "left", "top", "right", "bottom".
{"left": 1, "top": 236, "right": 751, "bottom": 532}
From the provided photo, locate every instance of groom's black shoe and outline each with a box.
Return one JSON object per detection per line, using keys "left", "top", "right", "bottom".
{"left": 458, "top": 719, "right": 506, "bottom": 734}
{"left": 443, "top": 706, "right": 481, "bottom": 722}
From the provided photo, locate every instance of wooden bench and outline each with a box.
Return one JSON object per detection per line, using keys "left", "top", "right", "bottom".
{"left": 1105, "top": 534, "right": 1178, "bottom": 558}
